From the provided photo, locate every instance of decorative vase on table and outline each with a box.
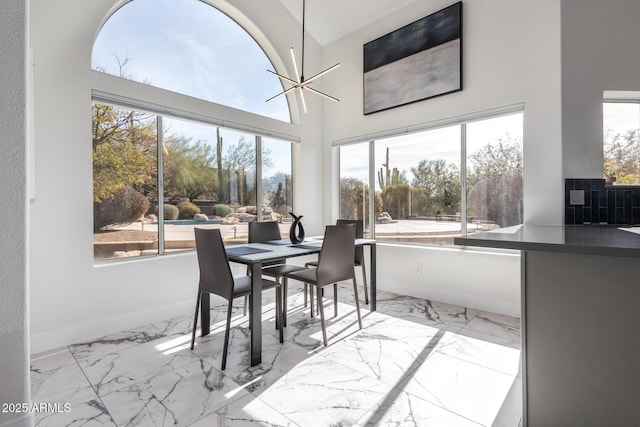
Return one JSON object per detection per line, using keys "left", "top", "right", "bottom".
{"left": 289, "top": 212, "right": 305, "bottom": 244}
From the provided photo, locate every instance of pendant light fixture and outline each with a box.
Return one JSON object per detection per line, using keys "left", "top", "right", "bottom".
{"left": 266, "top": 0, "right": 340, "bottom": 113}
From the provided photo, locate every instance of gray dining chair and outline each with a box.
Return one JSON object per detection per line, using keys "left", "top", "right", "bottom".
{"left": 283, "top": 224, "right": 363, "bottom": 346}
{"left": 304, "top": 219, "right": 369, "bottom": 306}
{"left": 190, "top": 227, "right": 283, "bottom": 370}
{"left": 248, "top": 220, "right": 305, "bottom": 327}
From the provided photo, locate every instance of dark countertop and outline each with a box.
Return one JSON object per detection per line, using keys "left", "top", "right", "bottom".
{"left": 454, "top": 225, "right": 640, "bottom": 258}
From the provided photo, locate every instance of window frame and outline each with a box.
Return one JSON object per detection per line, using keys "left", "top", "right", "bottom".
{"left": 602, "top": 99, "right": 640, "bottom": 186}
{"left": 335, "top": 104, "right": 524, "bottom": 246}
{"left": 92, "top": 97, "right": 296, "bottom": 262}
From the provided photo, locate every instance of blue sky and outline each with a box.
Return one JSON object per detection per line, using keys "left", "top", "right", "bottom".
{"left": 92, "top": 0, "right": 289, "bottom": 122}
{"left": 341, "top": 113, "right": 524, "bottom": 187}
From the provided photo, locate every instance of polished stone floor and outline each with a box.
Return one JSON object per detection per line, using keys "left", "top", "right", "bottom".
{"left": 31, "top": 283, "right": 522, "bottom": 426}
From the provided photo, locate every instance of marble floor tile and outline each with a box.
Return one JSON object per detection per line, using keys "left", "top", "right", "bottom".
{"left": 101, "top": 359, "right": 249, "bottom": 426}
{"left": 69, "top": 323, "right": 166, "bottom": 361}
{"left": 275, "top": 306, "right": 365, "bottom": 351}
{"left": 314, "top": 328, "right": 438, "bottom": 388}
{"left": 464, "top": 311, "right": 521, "bottom": 344}
{"left": 256, "top": 353, "right": 393, "bottom": 427}
{"left": 30, "top": 289, "right": 523, "bottom": 427}
{"left": 192, "top": 329, "right": 312, "bottom": 394}
{"left": 190, "top": 393, "right": 300, "bottom": 427}
{"left": 31, "top": 346, "right": 76, "bottom": 374}
{"left": 398, "top": 352, "right": 520, "bottom": 426}
{"left": 374, "top": 293, "right": 480, "bottom": 332}
{"left": 31, "top": 362, "right": 114, "bottom": 425}
{"left": 78, "top": 335, "right": 201, "bottom": 396}
{"left": 354, "top": 388, "right": 483, "bottom": 427}
{"left": 434, "top": 330, "right": 522, "bottom": 377}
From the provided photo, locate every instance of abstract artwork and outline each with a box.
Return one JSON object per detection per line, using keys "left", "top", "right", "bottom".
{"left": 363, "top": 2, "right": 462, "bottom": 115}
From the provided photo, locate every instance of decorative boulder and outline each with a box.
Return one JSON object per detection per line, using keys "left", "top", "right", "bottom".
{"left": 193, "top": 213, "right": 209, "bottom": 222}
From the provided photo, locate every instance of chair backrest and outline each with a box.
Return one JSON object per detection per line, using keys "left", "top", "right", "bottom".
{"left": 316, "top": 224, "right": 356, "bottom": 286}
{"left": 248, "top": 220, "right": 282, "bottom": 243}
{"left": 194, "top": 228, "right": 234, "bottom": 300}
{"left": 336, "top": 219, "right": 364, "bottom": 264}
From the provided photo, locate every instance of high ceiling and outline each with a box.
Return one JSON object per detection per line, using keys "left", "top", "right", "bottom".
{"left": 277, "top": 0, "right": 417, "bottom": 46}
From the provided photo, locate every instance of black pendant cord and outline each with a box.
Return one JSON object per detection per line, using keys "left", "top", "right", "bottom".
{"left": 301, "top": 0, "right": 305, "bottom": 82}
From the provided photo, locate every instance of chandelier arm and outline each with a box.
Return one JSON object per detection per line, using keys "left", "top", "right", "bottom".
{"left": 267, "top": 69, "right": 299, "bottom": 86}
{"left": 266, "top": 85, "right": 298, "bottom": 103}
{"left": 290, "top": 48, "right": 302, "bottom": 84}
{"left": 305, "top": 86, "right": 340, "bottom": 103}
{"left": 299, "top": 87, "right": 308, "bottom": 114}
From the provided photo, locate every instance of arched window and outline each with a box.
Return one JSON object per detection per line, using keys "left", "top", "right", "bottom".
{"left": 92, "top": 0, "right": 290, "bottom": 122}
{"left": 91, "top": 0, "right": 295, "bottom": 261}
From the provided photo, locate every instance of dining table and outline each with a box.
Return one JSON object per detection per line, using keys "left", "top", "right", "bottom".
{"left": 198, "top": 237, "right": 377, "bottom": 366}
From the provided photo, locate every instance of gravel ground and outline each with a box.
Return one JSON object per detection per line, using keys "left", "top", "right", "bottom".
{"left": 93, "top": 230, "right": 158, "bottom": 242}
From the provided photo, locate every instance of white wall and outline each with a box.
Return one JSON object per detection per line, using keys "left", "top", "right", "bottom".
{"left": 0, "top": 1, "right": 31, "bottom": 426}
{"left": 318, "top": 0, "right": 563, "bottom": 316}
{"left": 561, "top": 0, "right": 640, "bottom": 179}
{"left": 32, "top": 0, "right": 638, "bottom": 351}
{"left": 28, "top": 0, "right": 325, "bottom": 353}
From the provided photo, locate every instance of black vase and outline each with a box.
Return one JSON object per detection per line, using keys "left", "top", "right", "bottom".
{"left": 289, "top": 212, "right": 305, "bottom": 244}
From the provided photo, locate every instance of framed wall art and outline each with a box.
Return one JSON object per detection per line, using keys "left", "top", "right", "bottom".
{"left": 363, "top": 2, "right": 462, "bottom": 115}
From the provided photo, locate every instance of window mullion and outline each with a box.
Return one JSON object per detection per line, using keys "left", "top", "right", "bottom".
{"left": 460, "top": 123, "right": 467, "bottom": 237}
{"left": 256, "top": 135, "right": 263, "bottom": 222}
{"left": 157, "top": 115, "right": 165, "bottom": 255}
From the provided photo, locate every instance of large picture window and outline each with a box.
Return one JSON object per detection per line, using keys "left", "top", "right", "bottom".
{"left": 92, "top": 103, "right": 294, "bottom": 260}
{"left": 91, "top": 0, "right": 294, "bottom": 260}
{"left": 339, "top": 109, "right": 523, "bottom": 245}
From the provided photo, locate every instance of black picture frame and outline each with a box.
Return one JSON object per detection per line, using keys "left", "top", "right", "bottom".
{"left": 363, "top": 2, "right": 463, "bottom": 115}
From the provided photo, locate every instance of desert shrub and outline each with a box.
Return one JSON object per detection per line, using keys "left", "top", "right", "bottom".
{"left": 94, "top": 186, "right": 149, "bottom": 232}
{"left": 213, "top": 204, "right": 234, "bottom": 217}
{"left": 177, "top": 200, "right": 201, "bottom": 219}
{"left": 163, "top": 204, "right": 179, "bottom": 220}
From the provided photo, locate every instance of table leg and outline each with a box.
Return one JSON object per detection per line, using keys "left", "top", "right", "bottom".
{"left": 250, "top": 262, "right": 262, "bottom": 366}
{"left": 370, "top": 243, "right": 376, "bottom": 311}
{"left": 200, "top": 291, "right": 210, "bottom": 336}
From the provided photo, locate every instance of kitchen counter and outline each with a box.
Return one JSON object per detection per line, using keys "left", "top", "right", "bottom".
{"left": 454, "top": 224, "right": 640, "bottom": 257}
{"left": 455, "top": 225, "right": 640, "bottom": 427}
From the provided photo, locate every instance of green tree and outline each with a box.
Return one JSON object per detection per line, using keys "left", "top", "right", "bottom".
{"left": 163, "top": 136, "right": 217, "bottom": 200}
{"left": 92, "top": 104, "right": 157, "bottom": 204}
{"left": 467, "top": 138, "right": 522, "bottom": 186}
{"left": 603, "top": 128, "right": 640, "bottom": 184}
{"left": 410, "top": 159, "right": 461, "bottom": 215}
{"left": 467, "top": 138, "right": 523, "bottom": 227}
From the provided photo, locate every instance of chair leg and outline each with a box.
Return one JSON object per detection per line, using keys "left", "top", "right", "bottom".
{"left": 361, "top": 262, "right": 369, "bottom": 305}
{"left": 333, "top": 283, "right": 338, "bottom": 318}
{"left": 243, "top": 295, "right": 248, "bottom": 316}
{"left": 276, "top": 287, "right": 284, "bottom": 344}
{"left": 317, "top": 285, "right": 328, "bottom": 346}
{"left": 190, "top": 292, "right": 201, "bottom": 350}
{"left": 304, "top": 283, "right": 308, "bottom": 307}
{"left": 274, "top": 287, "right": 279, "bottom": 330}
{"left": 309, "top": 284, "right": 314, "bottom": 317}
{"left": 221, "top": 298, "right": 234, "bottom": 370}
{"left": 283, "top": 277, "right": 289, "bottom": 327}
{"left": 352, "top": 278, "right": 363, "bottom": 330}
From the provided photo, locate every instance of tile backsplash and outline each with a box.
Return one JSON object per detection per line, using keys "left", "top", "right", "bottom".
{"left": 565, "top": 179, "right": 640, "bottom": 225}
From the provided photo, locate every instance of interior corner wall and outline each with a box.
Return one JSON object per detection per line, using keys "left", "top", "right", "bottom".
{"left": 317, "top": 0, "right": 562, "bottom": 316}
{"left": 0, "top": 1, "right": 31, "bottom": 426}
{"left": 28, "top": 0, "right": 324, "bottom": 353}
{"left": 561, "top": 0, "right": 640, "bottom": 180}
